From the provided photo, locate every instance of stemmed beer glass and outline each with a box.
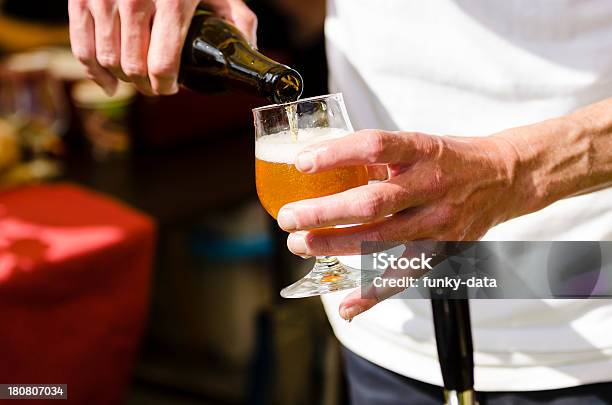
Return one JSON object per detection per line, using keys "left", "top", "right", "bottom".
{"left": 253, "top": 94, "right": 368, "bottom": 298}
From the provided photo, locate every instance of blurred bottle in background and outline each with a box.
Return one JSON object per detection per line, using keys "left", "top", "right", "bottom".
{"left": 1, "top": 52, "right": 68, "bottom": 136}
{"left": 0, "top": 51, "right": 68, "bottom": 187}
{"left": 72, "top": 80, "right": 136, "bottom": 161}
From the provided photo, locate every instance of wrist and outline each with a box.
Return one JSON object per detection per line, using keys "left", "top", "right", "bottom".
{"left": 493, "top": 116, "right": 589, "bottom": 218}
{"left": 491, "top": 126, "right": 550, "bottom": 219}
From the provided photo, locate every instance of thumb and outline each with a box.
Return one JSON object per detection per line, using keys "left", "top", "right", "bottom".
{"left": 227, "top": 1, "right": 258, "bottom": 47}
{"left": 203, "top": 0, "right": 258, "bottom": 47}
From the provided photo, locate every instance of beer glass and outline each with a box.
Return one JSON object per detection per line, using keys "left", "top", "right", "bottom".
{"left": 253, "top": 93, "right": 368, "bottom": 298}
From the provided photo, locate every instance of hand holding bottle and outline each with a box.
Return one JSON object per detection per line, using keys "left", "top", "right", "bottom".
{"left": 68, "top": 0, "right": 258, "bottom": 96}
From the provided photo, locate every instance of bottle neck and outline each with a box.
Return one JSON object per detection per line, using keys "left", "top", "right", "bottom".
{"left": 261, "top": 65, "right": 303, "bottom": 104}
{"left": 181, "top": 12, "right": 303, "bottom": 103}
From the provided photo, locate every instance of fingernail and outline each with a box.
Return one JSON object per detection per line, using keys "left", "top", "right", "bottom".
{"left": 296, "top": 151, "right": 314, "bottom": 172}
{"left": 299, "top": 255, "right": 312, "bottom": 259}
{"left": 287, "top": 231, "right": 308, "bottom": 256}
{"left": 340, "top": 305, "right": 364, "bottom": 321}
{"left": 277, "top": 207, "right": 297, "bottom": 231}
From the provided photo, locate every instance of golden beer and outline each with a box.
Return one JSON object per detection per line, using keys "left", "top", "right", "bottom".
{"left": 256, "top": 159, "right": 368, "bottom": 218}
{"left": 255, "top": 127, "right": 368, "bottom": 218}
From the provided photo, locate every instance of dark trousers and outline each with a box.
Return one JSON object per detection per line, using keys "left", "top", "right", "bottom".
{"left": 342, "top": 348, "right": 612, "bottom": 405}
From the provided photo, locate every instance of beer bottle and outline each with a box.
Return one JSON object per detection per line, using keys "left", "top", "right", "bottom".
{"left": 179, "top": 9, "right": 303, "bottom": 104}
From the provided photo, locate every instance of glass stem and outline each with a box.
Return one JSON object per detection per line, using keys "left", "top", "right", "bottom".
{"left": 313, "top": 256, "right": 346, "bottom": 275}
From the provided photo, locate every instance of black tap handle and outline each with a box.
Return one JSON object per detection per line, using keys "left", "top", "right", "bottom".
{"left": 431, "top": 298, "right": 474, "bottom": 392}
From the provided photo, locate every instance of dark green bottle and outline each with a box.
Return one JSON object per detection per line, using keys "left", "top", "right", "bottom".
{"left": 179, "top": 9, "right": 303, "bottom": 104}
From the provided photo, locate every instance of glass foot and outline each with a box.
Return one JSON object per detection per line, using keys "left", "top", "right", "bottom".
{"left": 281, "top": 256, "right": 375, "bottom": 298}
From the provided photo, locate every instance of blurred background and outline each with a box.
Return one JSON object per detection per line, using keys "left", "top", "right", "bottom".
{"left": 0, "top": 0, "right": 348, "bottom": 404}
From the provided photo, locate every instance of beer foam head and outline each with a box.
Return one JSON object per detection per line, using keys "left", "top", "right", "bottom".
{"left": 255, "top": 127, "right": 349, "bottom": 163}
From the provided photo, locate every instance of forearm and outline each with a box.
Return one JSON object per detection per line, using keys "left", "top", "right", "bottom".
{"left": 499, "top": 98, "right": 612, "bottom": 217}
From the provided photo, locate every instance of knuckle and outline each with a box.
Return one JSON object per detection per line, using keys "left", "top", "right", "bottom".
{"left": 148, "top": 60, "right": 176, "bottom": 80}
{"left": 120, "top": 0, "right": 147, "bottom": 13}
{"left": 122, "top": 62, "right": 147, "bottom": 78}
{"left": 355, "top": 192, "right": 385, "bottom": 220}
{"left": 91, "top": 0, "right": 115, "bottom": 13}
{"left": 305, "top": 206, "right": 325, "bottom": 228}
{"left": 427, "top": 167, "right": 445, "bottom": 195}
{"left": 121, "top": 55, "right": 148, "bottom": 80}
{"left": 96, "top": 52, "right": 120, "bottom": 69}
{"left": 429, "top": 134, "right": 446, "bottom": 158}
{"left": 364, "top": 130, "right": 387, "bottom": 162}
{"left": 303, "top": 232, "right": 321, "bottom": 255}
{"left": 293, "top": 203, "right": 325, "bottom": 229}
{"left": 290, "top": 207, "right": 307, "bottom": 228}
{"left": 156, "top": 0, "right": 189, "bottom": 20}
{"left": 74, "top": 51, "right": 93, "bottom": 65}
{"left": 154, "top": 0, "right": 177, "bottom": 10}
{"left": 433, "top": 205, "right": 456, "bottom": 229}
{"left": 71, "top": 0, "right": 89, "bottom": 11}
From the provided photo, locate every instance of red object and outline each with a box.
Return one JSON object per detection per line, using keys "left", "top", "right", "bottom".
{"left": 0, "top": 183, "right": 155, "bottom": 404}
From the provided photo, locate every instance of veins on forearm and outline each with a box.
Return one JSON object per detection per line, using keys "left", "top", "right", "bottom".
{"left": 506, "top": 99, "right": 612, "bottom": 214}
{"left": 560, "top": 100, "right": 612, "bottom": 196}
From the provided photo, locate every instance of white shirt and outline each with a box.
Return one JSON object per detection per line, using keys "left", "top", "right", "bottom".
{"left": 323, "top": 0, "right": 612, "bottom": 391}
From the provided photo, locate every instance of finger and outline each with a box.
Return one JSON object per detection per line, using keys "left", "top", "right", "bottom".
{"left": 228, "top": 0, "right": 258, "bottom": 46}
{"left": 278, "top": 180, "right": 417, "bottom": 231}
{"left": 338, "top": 263, "right": 417, "bottom": 320}
{"left": 148, "top": 0, "right": 198, "bottom": 94}
{"left": 338, "top": 272, "right": 412, "bottom": 320}
{"left": 295, "top": 130, "right": 442, "bottom": 173}
{"left": 119, "top": 0, "right": 155, "bottom": 95}
{"left": 278, "top": 164, "right": 445, "bottom": 231}
{"left": 91, "top": 0, "right": 128, "bottom": 82}
{"left": 338, "top": 288, "right": 384, "bottom": 321}
{"left": 69, "top": 0, "right": 118, "bottom": 95}
{"left": 338, "top": 242, "right": 446, "bottom": 320}
{"left": 286, "top": 207, "right": 445, "bottom": 257}
{"left": 207, "top": 0, "right": 258, "bottom": 46}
